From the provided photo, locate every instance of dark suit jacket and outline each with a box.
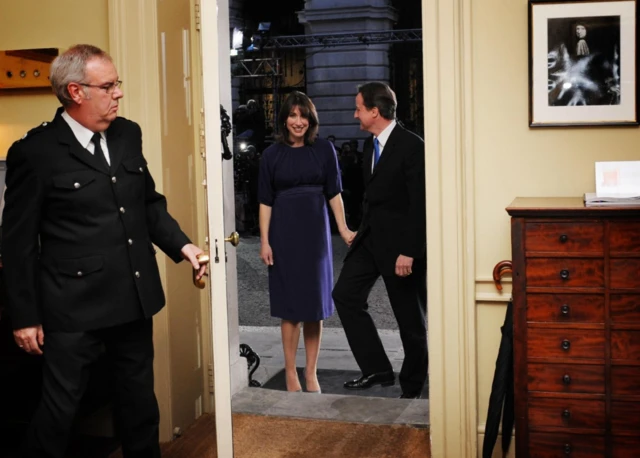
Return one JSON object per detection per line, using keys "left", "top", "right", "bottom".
{"left": 1, "top": 108, "right": 190, "bottom": 332}
{"left": 347, "top": 123, "right": 426, "bottom": 276}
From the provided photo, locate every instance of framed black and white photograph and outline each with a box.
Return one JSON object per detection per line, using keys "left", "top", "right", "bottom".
{"left": 529, "top": 0, "right": 638, "bottom": 127}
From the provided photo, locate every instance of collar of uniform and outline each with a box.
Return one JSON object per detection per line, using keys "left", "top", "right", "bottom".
{"left": 374, "top": 119, "right": 397, "bottom": 153}
{"left": 61, "top": 110, "right": 106, "bottom": 150}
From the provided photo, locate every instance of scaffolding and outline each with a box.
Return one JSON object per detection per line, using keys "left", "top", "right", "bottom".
{"left": 232, "top": 57, "right": 281, "bottom": 79}
{"left": 260, "top": 28, "right": 422, "bottom": 49}
{"left": 232, "top": 29, "right": 423, "bottom": 79}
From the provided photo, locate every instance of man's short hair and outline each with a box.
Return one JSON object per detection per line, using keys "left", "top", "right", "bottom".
{"left": 357, "top": 81, "right": 397, "bottom": 121}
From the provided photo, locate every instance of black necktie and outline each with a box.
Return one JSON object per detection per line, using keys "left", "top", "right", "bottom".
{"left": 91, "top": 132, "right": 110, "bottom": 172}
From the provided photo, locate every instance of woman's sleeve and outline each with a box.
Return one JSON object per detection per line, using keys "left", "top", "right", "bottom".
{"left": 258, "top": 148, "right": 275, "bottom": 206}
{"left": 324, "top": 141, "right": 343, "bottom": 199}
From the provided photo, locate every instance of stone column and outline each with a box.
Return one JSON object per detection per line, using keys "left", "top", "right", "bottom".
{"left": 298, "top": 0, "right": 397, "bottom": 148}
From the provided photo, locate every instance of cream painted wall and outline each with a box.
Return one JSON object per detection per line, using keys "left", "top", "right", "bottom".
{"left": 0, "top": 0, "right": 109, "bottom": 155}
{"left": 473, "top": 0, "right": 640, "bottom": 454}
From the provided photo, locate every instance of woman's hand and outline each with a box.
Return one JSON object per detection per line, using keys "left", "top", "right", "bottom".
{"left": 260, "top": 243, "right": 274, "bottom": 266}
{"left": 340, "top": 228, "right": 356, "bottom": 247}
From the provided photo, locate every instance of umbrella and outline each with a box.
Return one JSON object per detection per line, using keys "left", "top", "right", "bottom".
{"left": 482, "top": 261, "right": 515, "bottom": 458}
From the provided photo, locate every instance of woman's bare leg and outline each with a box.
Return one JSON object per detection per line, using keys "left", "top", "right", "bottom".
{"left": 303, "top": 321, "right": 322, "bottom": 393}
{"left": 281, "top": 320, "right": 302, "bottom": 392}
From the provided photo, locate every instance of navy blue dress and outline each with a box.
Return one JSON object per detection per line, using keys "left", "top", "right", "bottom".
{"left": 258, "top": 138, "right": 342, "bottom": 322}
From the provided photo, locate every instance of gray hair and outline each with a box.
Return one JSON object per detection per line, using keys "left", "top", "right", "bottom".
{"left": 50, "top": 44, "right": 112, "bottom": 106}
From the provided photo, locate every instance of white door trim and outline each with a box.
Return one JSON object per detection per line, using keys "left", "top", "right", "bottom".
{"left": 423, "top": 0, "right": 477, "bottom": 456}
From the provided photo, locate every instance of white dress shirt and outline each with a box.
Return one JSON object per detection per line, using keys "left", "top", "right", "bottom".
{"left": 61, "top": 111, "right": 111, "bottom": 165}
{"left": 372, "top": 120, "right": 397, "bottom": 172}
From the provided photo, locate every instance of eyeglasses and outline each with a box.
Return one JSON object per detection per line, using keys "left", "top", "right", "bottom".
{"left": 79, "top": 80, "right": 123, "bottom": 94}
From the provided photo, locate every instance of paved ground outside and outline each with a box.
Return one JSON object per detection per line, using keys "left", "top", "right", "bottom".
{"left": 235, "top": 235, "right": 429, "bottom": 425}
{"left": 237, "top": 233, "right": 397, "bottom": 329}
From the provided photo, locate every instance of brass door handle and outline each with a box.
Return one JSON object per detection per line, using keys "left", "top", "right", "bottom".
{"left": 225, "top": 231, "right": 240, "bottom": 247}
{"left": 193, "top": 252, "right": 210, "bottom": 289}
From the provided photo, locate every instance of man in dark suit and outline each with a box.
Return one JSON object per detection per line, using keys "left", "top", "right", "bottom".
{"left": 332, "top": 82, "right": 427, "bottom": 399}
{"left": 1, "top": 44, "right": 205, "bottom": 458}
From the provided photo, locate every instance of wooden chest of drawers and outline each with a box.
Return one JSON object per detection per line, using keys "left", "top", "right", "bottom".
{"left": 507, "top": 198, "right": 640, "bottom": 457}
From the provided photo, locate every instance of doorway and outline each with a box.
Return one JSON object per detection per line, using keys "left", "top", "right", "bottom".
{"left": 113, "top": 0, "right": 477, "bottom": 455}
{"left": 219, "top": 0, "right": 429, "bottom": 426}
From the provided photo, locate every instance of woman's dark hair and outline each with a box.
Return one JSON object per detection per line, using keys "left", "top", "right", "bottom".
{"left": 276, "top": 91, "right": 319, "bottom": 145}
{"left": 357, "top": 82, "right": 397, "bottom": 121}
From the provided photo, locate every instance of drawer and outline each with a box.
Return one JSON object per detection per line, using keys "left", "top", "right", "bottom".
{"left": 528, "top": 363, "right": 604, "bottom": 394}
{"left": 611, "top": 330, "right": 640, "bottom": 360}
{"left": 611, "top": 365, "right": 640, "bottom": 395}
{"left": 529, "top": 432, "right": 605, "bottom": 457}
{"left": 528, "top": 328, "right": 605, "bottom": 359}
{"left": 611, "top": 259, "right": 640, "bottom": 289}
{"left": 528, "top": 397, "right": 605, "bottom": 429}
{"left": 525, "top": 222, "right": 603, "bottom": 253}
{"left": 611, "top": 401, "right": 640, "bottom": 431}
{"left": 527, "top": 294, "right": 604, "bottom": 323}
{"left": 612, "top": 435, "right": 640, "bottom": 457}
{"left": 526, "top": 259, "right": 604, "bottom": 288}
{"left": 611, "top": 294, "right": 640, "bottom": 322}
{"left": 610, "top": 221, "right": 640, "bottom": 253}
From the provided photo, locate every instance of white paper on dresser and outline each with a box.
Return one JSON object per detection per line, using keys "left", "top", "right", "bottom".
{"left": 595, "top": 161, "right": 640, "bottom": 198}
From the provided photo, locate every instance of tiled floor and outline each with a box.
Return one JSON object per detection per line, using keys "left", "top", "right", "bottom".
{"left": 233, "top": 326, "right": 429, "bottom": 427}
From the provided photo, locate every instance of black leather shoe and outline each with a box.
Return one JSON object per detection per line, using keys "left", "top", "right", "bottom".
{"left": 399, "top": 392, "right": 421, "bottom": 399}
{"left": 344, "top": 371, "right": 395, "bottom": 390}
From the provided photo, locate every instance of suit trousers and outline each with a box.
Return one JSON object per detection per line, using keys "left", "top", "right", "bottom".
{"left": 24, "top": 318, "right": 160, "bottom": 458}
{"left": 332, "top": 233, "right": 428, "bottom": 394}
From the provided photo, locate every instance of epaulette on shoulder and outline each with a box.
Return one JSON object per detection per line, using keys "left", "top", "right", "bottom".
{"left": 17, "top": 121, "right": 53, "bottom": 142}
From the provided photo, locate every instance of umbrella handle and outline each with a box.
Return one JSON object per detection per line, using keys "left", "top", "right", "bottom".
{"left": 492, "top": 260, "right": 513, "bottom": 291}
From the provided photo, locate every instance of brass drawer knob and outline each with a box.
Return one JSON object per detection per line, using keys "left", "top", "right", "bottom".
{"left": 562, "top": 409, "right": 571, "bottom": 419}
{"left": 560, "top": 304, "right": 570, "bottom": 316}
{"left": 562, "top": 374, "right": 572, "bottom": 385}
{"left": 559, "top": 234, "right": 568, "bottom": 243}
{"left": 560, "top": 269, "right": 570, "bottom": 280}
{"left": 561, "top": 339, "right": 571, "bottom": 351}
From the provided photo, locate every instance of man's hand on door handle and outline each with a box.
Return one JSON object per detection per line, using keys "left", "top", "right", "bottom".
{"left": 181, "top": 243, "right": 208, "bottom": 280}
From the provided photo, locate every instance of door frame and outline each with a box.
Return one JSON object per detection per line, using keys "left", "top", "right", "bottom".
{"left": 108, "top": 0, "right": 478, "bottom": 456}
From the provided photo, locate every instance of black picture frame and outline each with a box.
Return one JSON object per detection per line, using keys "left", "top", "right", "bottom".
{"left": 529, "top": 0, "right": 638, "bottom": 127}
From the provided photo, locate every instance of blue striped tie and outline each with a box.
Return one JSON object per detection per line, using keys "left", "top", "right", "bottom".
{"left": 373, "top": 138, "right": 380, "bottom": 168}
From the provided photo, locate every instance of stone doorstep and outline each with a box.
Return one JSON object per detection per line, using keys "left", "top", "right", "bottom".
{"left": 231, "top": 387, "right": 430, "bottom": 427}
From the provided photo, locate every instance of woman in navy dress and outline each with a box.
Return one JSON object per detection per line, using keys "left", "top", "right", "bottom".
{"left": 258, "top": 92, "right": 354, "bottom": 393}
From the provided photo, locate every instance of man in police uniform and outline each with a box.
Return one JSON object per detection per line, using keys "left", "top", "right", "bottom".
{"left": 1, "top": 44, "right": 205, "bottom": 458}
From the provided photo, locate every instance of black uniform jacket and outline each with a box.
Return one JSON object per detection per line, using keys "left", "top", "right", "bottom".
{"left": 347, "top": 123, "right": 426, "bottom": 276}
{"left": 1, "top": 108, "right": 191, "bottom": 332}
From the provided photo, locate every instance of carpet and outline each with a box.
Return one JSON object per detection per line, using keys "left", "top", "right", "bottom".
{"left": 260, "top": 368, "right": 429, "bottom": 399}
{"left": 111, "top": 413, "right": 431, "bottom": 458}
{"left": 232, "top": 413, "right": 430, "bottom": 458}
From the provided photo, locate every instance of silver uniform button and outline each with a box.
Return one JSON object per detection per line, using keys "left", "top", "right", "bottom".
{"left": 77, "top": 271, "right": 83, "bottom": 277}
{"left": 135, "top": 271, "right": 141, "bottom": 278}
{"left": 111, "top": 176, "right": 117, "bottom": 183}
{"left": 139, "top": 167, "right": 144, "bottom": 172}
{"left": 74, "top": 182, "right": 81, "bottom": 189}
{"left": 128, "top": 239, "right": 133, "bottom": 246}
{"left": 119, "top": 207, "right": 125, "bottom": 214}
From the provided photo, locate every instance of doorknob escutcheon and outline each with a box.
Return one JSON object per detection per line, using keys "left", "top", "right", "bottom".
{"left": 193, "top": 251, "right": 210, "bottom": 289}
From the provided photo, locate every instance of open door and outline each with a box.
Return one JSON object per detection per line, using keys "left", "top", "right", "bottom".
{"left": 198, "top": 0, "right": 240, "bottom": 456}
